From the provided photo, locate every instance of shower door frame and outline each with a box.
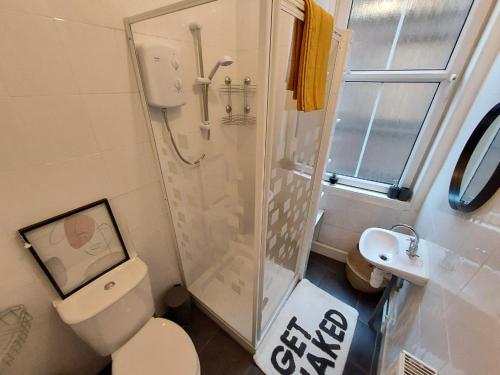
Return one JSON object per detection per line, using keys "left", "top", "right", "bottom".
{"left": 124, "top": 0, "right": 349, "bottom": 350}
{"left": 123, "top": 0, "right": 273, "bottom": 351}
{"left": 254, "top": 0, "right": 351, "bottom": 345}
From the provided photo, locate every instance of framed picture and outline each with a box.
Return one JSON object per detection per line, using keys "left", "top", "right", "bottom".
{"left": 18, "top": 199, "right": 130, "bottom": 299}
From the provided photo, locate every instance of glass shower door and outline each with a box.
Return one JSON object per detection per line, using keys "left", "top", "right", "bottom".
{"left": 259, "top": 8, "right": 338, "bottom": 336}
{"left": 128, "top": 0, "right": 262, "bottom": 344}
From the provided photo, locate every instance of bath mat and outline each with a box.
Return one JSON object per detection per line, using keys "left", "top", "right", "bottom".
{"left": 254, "top": 279, "right": 358, "bottom": 375}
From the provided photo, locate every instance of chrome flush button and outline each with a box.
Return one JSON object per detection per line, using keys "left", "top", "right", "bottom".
{"left": 104, "top": 281, "right": 116, "bottom": 290}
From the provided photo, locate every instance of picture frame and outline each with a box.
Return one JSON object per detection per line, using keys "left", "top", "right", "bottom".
{"left": 18, "top": 199, "right": 130, "bottom": 299}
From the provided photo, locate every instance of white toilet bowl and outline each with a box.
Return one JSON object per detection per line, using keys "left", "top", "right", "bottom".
{"left": 112, "top": 318, "right": 199, "bottom": 375}
{"left": 53, "top": 257, "right": 200, "bottom": 374}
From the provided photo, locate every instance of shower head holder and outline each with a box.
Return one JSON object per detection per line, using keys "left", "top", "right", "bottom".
{"left": 195, "top": 77, "right": 211, "bottom": 85}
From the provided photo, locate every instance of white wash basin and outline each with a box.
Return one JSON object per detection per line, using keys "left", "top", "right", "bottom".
{"left": 359, "top": 228, "right": 429, "bottom": 285}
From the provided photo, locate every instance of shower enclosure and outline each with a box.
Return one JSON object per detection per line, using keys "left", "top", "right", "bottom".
{"left": 124, "top": 0, "right": 348, "bottom": 349}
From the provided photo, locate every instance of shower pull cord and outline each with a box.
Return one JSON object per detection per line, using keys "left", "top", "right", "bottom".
{"left": 161, "top": 109, "right": 205, "bottom": 167}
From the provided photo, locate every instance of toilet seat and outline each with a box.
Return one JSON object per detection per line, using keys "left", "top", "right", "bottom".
{"left": 112, "top": 318, "right": 200, "bottom": 375}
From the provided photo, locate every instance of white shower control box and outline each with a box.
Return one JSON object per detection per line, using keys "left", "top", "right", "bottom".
{"left": 137, "top": 43, "right": 185, "bottom": 108}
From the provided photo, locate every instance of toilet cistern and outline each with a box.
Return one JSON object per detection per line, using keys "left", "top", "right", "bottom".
{"left": 390, "top": 224, "right": 419, "bottom": 258}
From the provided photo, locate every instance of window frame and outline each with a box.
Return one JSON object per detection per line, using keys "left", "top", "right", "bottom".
{"left": 326, "top": 0, "right": 493, "bottom": 196}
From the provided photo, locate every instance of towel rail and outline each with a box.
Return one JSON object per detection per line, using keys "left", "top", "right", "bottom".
{"left": 280, "top": 0, "right": 343, "bottom": 39}
{"left": 281, "top": 0, "right": 305, "bottom": 20}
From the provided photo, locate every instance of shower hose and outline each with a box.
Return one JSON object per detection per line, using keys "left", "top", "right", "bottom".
{"left": 161, "top": 108, "right": 205, "bottom": 166}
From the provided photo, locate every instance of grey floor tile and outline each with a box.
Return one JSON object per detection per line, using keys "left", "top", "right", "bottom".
{"left": 355, "top": 291, "right": 382, "bottom": 326}
{"left": 347, "top": 321, "right": 378, "bottom": 374}
{"left": 318, "top": 270, "right": 359, "bottom": 307}
{"left": 344, "top": 359, "right": 369, "bottom": 375}
{"left": 197, "top": 330, "right": 254, "bottom": 375}
{"left": 184, "top": 306, "right": 221, "bottom": 353}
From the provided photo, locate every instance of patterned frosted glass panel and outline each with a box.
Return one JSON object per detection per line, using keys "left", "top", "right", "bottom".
{"left": 131, "top": 1, "right": 260, "bottom": 343}
{"left": 329, "top": 82, "right": 380, "bottom": 176}
{"left": 348, "top": 0, "right": 404, "bottom": 70}
{"left": 260, "top": 11, "right": 337, "bottom": 332}
{"left": 391, "top": 0, "right": 474, "bottom": 69}
{"left": 358, "top": 83, "right": 438, "bottom": 183}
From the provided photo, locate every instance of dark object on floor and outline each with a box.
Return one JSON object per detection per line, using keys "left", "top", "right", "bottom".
{"left": 165, "top": 284, "right": 192, "bottom": 326}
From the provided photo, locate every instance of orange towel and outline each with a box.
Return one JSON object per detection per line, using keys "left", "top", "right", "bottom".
{"left": 287, "top": 0, "right": 334, "bottom": 112}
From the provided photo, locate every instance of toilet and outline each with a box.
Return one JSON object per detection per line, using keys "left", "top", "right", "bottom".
{"left": 53, "top": 257, "right": 200, "bottom": 375}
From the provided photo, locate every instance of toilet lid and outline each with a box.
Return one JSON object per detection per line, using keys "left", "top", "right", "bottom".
{"left": 112, "top": 318, "right": 199, "bottom": 375}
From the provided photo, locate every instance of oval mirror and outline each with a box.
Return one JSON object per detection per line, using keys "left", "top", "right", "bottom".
{"left": 449, "top": 103, "right": 500, "bottom": 212}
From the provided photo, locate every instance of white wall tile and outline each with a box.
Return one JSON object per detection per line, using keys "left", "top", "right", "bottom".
{"left": 460, "top": 259, "right": 500, "bottom": 319}
{"left": 0, "top": 77, "right": 7, "bottom": 97}
{"left": 119, "top": 0, "right": 178, "bottom": 19}
{"left": 83, "top": 93, "right": 148, "bottom": 151}
{"left": 0, "top": 1, "right": 184, "bottom": 374}
{"left": 427, "top": 241, "right": 481, "bottom": 293}
{"left": 130, "top": 213, "right": 181, "bottom": 312}
{"left": 56, "top": 20, "right": 136, "bottom": 93}
{"left": 0, "top": 11, "right": 78, "bottom": 96}
{"left": 102, "top": 142, "right": 159, "bottom": 197}
{"left": 0, "top": 0, "right": 50, "bottom": 17}
{"left": 111, "top": 182, "right": 168, "bottom": 232}
{"left": 0, "top": 154, "right": 109, "bottom": 233}
{"left": 443, "top": 288, "right": 500, "bottom": 374}
{"left": 317, "top": 222, "right": 359, "bottom": 252}
{"left": 0, "top": 98, "right": 32, "bottom": 173}
{"left": 45, "top": 0, "right": 124, "bottom": 29}
{"left": 12, "top": 95, "right": 99, "bottom": 165}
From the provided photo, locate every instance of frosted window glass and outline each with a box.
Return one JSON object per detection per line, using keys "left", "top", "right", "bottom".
{"left": 348, "top": 0, "right": 474, "bottom": 70}
{"left": 348, "top": 0, "right": 404, "bottom": 70}
{"left": 358, "top": 83, "right": 438, "bottom": 184}
{"left": 330, "top": 83, "right": 380, "bottom": 176}
{"left": 391, "top": 0, "right": 474, "bottom": 69}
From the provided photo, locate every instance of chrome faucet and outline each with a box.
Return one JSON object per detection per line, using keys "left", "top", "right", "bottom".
{"left": 390, "top": 224, "right": 419, "bottom": 258}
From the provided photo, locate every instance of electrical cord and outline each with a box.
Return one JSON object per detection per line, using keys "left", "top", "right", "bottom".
{"left": 161, "top": 108, "right": 205, "bottom": 166}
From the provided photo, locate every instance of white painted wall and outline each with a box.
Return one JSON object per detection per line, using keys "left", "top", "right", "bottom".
{"left": 0, "top": 1, "right": 185, "bottom": 374}
{"left": 380, "top": 42, "right": 500, "bottom": 375}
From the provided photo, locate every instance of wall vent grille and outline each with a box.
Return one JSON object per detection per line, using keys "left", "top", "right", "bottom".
{"left": 399, "top": 350, "right": 438, "bottom": 375}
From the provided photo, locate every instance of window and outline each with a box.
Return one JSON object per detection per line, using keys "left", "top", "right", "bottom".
{"left": 326, "top": 0, "right": 479, "bottom": 194}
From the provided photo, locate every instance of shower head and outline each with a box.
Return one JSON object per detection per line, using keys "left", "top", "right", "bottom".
{"left": 189, "top": 22, "right": 201, "bottom": 31}
{"left": 207, "top": 56, "right": 234, "bottom": 80}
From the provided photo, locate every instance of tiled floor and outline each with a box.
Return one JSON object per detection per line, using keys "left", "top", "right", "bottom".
{"left": 187, "top": 252, "right": 382, "bottom": 375}
{"left": 305, "top": 252, "right": 382, "bottom": 375}
{"left": 99, "top": 252, "right": 382, "bottom": 375}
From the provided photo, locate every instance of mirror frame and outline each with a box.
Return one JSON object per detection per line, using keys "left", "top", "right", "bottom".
{"left": 449, "top": 102, "right": 500, "bottom": 212}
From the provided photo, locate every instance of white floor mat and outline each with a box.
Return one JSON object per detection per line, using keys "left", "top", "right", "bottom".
{"left": 254, "top": 279, "right": 358, "bottom": 375}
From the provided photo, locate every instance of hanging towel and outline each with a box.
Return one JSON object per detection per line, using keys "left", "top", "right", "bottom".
{"left": 287, "top": 0, "right": 334, "bottom": 112}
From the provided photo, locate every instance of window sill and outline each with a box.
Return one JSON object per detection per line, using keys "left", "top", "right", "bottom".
{"left": 321, "top": 181, "right": 412, "bottom": 210}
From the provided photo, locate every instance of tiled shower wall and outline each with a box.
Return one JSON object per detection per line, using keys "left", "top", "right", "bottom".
{"left": 380, "top": 53, "right": 500, "bottom": 374}
{"left": 0, "top": 1, "right": 186, "bottom": 374}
